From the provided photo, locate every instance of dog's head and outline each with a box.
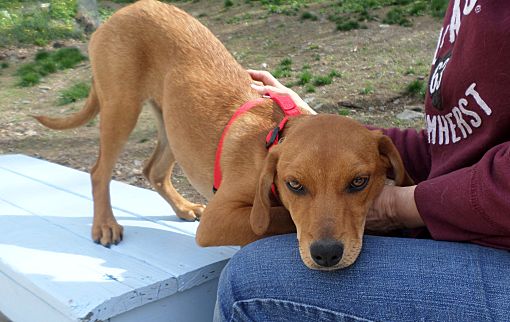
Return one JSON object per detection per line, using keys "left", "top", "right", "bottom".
{"left": 250, "top": 114, "right": 412, "bottom": 270}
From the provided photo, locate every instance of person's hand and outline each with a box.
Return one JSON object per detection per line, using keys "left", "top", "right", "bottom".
{"left": 366, "top": 185, "right": 424, "bottom": 233}
{"left": 248, "top": 69, "right": 317, "bottom": 115}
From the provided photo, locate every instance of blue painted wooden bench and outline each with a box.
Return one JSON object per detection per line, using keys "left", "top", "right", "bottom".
{"left": 0, "top": 154, "right": 237, "bottom": 322}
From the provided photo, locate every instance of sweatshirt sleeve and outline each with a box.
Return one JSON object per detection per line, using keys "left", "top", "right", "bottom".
{"left": 370, "top": 126, "right": 432, "bottom": 184}
{"left": 415, "top": 141, "right": 510, "bottom": 249}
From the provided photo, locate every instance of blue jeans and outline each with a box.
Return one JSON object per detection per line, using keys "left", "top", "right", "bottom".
{"left": 214, "top": 234, "right": 510, "bottom": 322}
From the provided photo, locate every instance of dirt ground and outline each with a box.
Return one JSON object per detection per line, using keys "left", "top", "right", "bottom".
{"left": 0, "top": 1, "right": 441, "bottom": 204}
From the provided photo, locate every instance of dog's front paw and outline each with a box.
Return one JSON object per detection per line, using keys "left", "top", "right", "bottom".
{"left": 92, "top": 220, "right": 124, "bottom": 247}
{"left": 176, "top": 203, "right": 206, "bottom": 221}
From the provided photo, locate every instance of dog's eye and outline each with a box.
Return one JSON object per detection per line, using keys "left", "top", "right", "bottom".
{"left": 286, "top": 180, "right": 305, "bottom": 194}
{"left": 349, "top": 176, "right": 369, "bottom": 192}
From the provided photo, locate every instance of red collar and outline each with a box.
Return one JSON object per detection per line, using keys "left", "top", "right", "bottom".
{"left": 213, "top": 92, "right": 302, "bottom": 193}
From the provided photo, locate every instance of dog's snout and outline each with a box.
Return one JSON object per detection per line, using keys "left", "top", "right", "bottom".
{"left": 310, "top": 240, "right": 344, "bottom": 267}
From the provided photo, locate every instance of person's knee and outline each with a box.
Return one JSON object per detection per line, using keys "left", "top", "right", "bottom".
{"left": 218, "top": 233, "right": 298, "bottom": 294}
{"left": 216, "top": 234, "right": 299, "bottom": 321}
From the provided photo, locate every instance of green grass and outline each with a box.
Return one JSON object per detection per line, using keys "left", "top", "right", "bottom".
{"left": 430, "top": 0, "right": 449, "bottom": 18}
{"left": 336, "top": 19, "right": 365, "bottom": 31}
{"left": 328, "top": 69, "right": 342, "bottom": 78}
{"left": 272, "top": 57, "right": 293, "bottom": 78}
{"left": 312, "top": 75, "right": 333, "bottom": 86}
{"left": 324, "top": 0, "right": 448, "bottom": 31}
{"left": 224, "top": 0, "right": 234, "bottom": 8}
{"left": 298, "top": 70, "right": 313, "bottom": 85}
{"left": 99, "top": 7, "right": 116, "bottom": 22}
{"left": 360, "top": 85, "right": 375, "bottom": 95}
{"left": 383, "top": 7, "right": 412, "bottom": 26}
{"left": 0, "top": 0, "right": 82, "bottom": 46}
{"left": 337, "top": 108, "right": 350, "bottom": 116}
{"left": 58, "top": 81, "right": 90, "bottom": 105}
{"left": 1, "top": 62, "right": 8, "bottom": 69}
{"left": 304, "top": 83, "right": 315, "bottom": 93}
{"left": 301, "top": 11, "right": 318, "bottom": 21}
{"left": 273, "top": 61, "right": 342, "bottom": 88}
{"left": 257, "top": 0, "right": 308, "bottom": 15}
{"left": 16, "top": 47, "right": 87, "bottom": 87}
{"left": 405, "top": 79, "right": 427, "bottom": 99}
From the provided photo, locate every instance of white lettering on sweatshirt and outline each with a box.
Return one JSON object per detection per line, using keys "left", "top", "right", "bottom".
{"left": 427, "top": 83, "right": 490, "bottom": 145}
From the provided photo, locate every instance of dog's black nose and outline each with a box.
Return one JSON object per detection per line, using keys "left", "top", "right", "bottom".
{"left": 310, "top": 240, "right": 344, "bottom": 267}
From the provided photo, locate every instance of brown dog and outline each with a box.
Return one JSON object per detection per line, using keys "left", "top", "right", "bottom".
{"left": 35, "top": 0, "right": 412, "bottom": 270}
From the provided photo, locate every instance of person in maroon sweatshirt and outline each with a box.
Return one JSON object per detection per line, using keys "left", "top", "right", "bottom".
{"left": 214, "top": 1, "right": 510, "bottom": 321}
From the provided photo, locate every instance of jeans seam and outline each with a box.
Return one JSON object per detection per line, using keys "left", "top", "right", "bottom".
{"left": 229, "top": 298, "right": 377, "bottom": 322}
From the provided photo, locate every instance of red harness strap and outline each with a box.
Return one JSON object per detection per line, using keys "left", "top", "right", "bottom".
{"left": 213, "top": 93, "right": 302, "bottom": 193}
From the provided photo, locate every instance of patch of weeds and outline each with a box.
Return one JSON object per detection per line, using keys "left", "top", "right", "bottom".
{"left": 272, "top": 57, "right": 293, "bottom": 78}
{"left": 312, "top": 75, "right": 332, "bottom": 86}
{"left": 0, "top": 0, "right": 82, "bottom": 46}
{"left": 357, "top": 7, "right": 377, "bottom": 22}
{"left": 253, "top": 0, "right": 307, "bottom": 15}
{"left": 335, "top": 19, "right": 366, "bottom": 31}
{"left": 383, "top": 7, "right": 412, "bottom": 27}
{"left": 58, "top": 82, "right": 90, "bottom": 105}
{"left": 99, "top": 7, "right": 115, "bottom": 22}
{"left": 224, "top": 0, "right": 234, "bottom": 8}
{"left": 310, "top": 70, "right": 340, "bottom": 87}
{"left": 305, "top": 83, "right": 316, "bottom": 93}
{"left": 16, "top": 47, "right": 87, "bottom": 87}
{"left": 301, "top": 11, "right": 318, "bottom": 21}
{"left": 328, "top": 69, "right": 342, "bottom": 78}
{"left": 405, "top": 79, "right": 427, "bottom": 99}
{"left": 337, "top": 108, "right": 350, "bottom": 116}
{"left": 360, "top": 85, "right": 375, "bottom": 95}
{"left": 1, "top": 62, "right": 8, "bottom": 69}
{"left": 298, "top": 70, "right": 313, "bottom": 85}
{"left": 314, "top": 54, "right": 321, "bottom": 61}
{"left": 430, "top": 0, "right": 449, "bottom": 18}
{"left": 325, "top": 0, "right": 448, "bottom": 32}
{"left": 226, "top": 13, "right": 252, "bottom": 24}
{"left": 49, "top": 0, "right": 77, "bottom": 21}
{"left": 408, "top": 1, "right": 427, "bottom": 16}
{"left": 404, "top": 67, "right": 416, "bottom": 75}
{"left": 18, "top": 71, "right": 41, "bottom": 86}
{"left": 307, "top": 44, "right": 320, "bottom": 50}
{"left": 394, "top": 0, "right": 414, "bottom": 5}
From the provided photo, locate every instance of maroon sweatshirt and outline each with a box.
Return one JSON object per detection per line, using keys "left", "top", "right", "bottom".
{"left": 383, "top": 0, "right": 510, "bottom": 249}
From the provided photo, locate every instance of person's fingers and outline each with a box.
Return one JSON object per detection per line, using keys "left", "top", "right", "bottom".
{"left": 250, "top": 83, "right": 317, "bottom": 115}
{"left": 250, "top": 83, "right": 288, "bottom": 96}
{"left": 247, "top": 69, "right": 283, "bottom": 88}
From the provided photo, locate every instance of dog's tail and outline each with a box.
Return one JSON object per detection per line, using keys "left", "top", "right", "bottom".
{"left": 33, "top": 80, "right": 99, "bottom": 130}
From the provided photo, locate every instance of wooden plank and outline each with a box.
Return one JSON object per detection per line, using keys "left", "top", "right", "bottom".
{"left": 0, "top": 270, "right": 74, "bottom": 322}
{"left": 0, "top": 155, "right": 237, "bottom": 321}
{"left": 0, "top": 199, "right": 178, "bottom": 321}
{"left": 0, "top": 157, "right": 237, "bottom": 284}
{"left": 0, "top": 154, "right": 205, "bottom": 236}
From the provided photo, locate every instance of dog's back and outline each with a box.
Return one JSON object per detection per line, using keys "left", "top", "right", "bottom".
{"left": 91, "top": 0, "right": 255, "bottom": 112}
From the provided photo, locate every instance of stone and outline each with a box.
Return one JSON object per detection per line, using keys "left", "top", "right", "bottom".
{"left": 76, "top": 0, "right": 100, "bottom": 33}
{"left": 396, "top": 109, "right": 424, "bottom": 121}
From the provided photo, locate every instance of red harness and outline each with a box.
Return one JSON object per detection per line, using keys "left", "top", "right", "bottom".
{"left": 213, "top": 93, "right": 302, "bottom": 193}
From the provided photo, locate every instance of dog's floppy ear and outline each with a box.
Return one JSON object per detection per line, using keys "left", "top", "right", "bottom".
{"left": 250, "top": 149, "right": 280, "bottom": 235}
{"left": 376, "top": 134, "right": 414, "bottom": 186}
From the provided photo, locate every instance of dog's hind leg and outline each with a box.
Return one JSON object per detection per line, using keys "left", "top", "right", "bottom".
{"left": 144, "top": 102, "right": 206, "bottom": 221}
{"left": 91, "top": 96, "right": 143, "bottom": 246}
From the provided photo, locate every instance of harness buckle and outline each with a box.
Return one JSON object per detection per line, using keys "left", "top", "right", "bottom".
{"left": 265, "top": 127, "right": 280, "bottom": 149}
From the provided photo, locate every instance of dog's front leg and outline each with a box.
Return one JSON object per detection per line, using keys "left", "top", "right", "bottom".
{"left": 196, "top": 198, "right": 295, "bottom": 247}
